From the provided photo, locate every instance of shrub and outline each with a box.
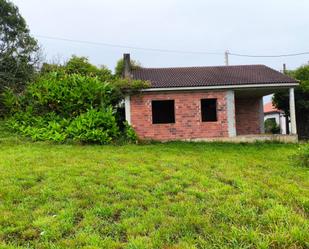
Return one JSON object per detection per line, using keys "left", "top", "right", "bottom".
{"left": 7, "top": 108, "right": 121, "bottom": 144}
{"left": 20, "top": 73, "right": 115, "bottom": 118}
{"left": 7, "top": 111, "right": 69, "bottom": 142}
{"left": 67, "top": 108, "right": 119, "bottom": 144}
{"left": 293, "top": 143, "right": 309, "bottom": 168}
{"left": 264, "top": 118, "right": 280, "bottom": 134}
{"left": 123, "top": 121, "right": 138, "bottom": 143}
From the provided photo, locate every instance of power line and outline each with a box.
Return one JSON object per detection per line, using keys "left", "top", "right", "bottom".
{"left": 229, "top": 51, "right": 309, "bottom": 58}
{"left": 35, "top": 34, "right": 309, "bottom": 58}
{"left": 35, "top": 35, "right": 223, "bottom": 55}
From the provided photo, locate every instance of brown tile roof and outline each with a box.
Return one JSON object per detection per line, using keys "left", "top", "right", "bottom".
{"left": 132, "top": 64, "right": 297, "bottom": 88}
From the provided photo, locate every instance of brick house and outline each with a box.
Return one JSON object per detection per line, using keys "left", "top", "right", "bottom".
{"left": 123, "top": 54, "right": 298, "bottom": 141}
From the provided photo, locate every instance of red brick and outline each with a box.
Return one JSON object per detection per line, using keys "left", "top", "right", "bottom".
{"left": 130, "top": 91, "right": 228, "bottom": 141}
{"left": 235, "top": 97, "right": 261, "bottom": 135}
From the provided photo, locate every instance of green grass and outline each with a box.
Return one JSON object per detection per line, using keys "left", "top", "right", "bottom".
{"left": 0, "top": 124, "right": 308, "bottom": 248}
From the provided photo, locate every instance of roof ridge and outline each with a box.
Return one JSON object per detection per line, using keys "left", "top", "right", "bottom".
{"left": 134, "top": 64, "right": 267, "bottom": 70}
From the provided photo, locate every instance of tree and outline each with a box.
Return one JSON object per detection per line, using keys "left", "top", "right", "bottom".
{"left": 115, "top": 58, "right": 141, "bottom": 77}
{"left": 64, "top": 56, "right": 112, "bottom": 81}
{"left": 273, "top": 65, "right": 309, "bottom": 139}
{"left": 41, "top": 56, "right": 113, "bottom": 82}
{"left": 0, "top": 0, "right": 40, "bottom": 94}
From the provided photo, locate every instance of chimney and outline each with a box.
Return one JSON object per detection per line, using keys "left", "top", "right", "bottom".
{"left": 123, "top": 53, "right": 131, "bottom": 79}
{"left": 283, "top": 63, "right": 287, "bottom": 74}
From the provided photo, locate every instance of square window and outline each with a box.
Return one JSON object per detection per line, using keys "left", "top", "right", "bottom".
{"left": 201, "top": 99, "right": 217, "bottom": 122}
{"left": 152, "top": 100, "right": 175, "bottom": 124}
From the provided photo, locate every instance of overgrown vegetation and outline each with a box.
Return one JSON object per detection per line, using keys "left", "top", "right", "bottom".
{"left": 3, "top": 56, "right": 149, "bottom": 144}
{"left": 0, "top": 126, "right": 308, "bottom": 248}
{"left": 0, "top": 0, "right": 148, "bottom": 143}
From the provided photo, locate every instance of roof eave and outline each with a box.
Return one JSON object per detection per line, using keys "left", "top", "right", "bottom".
{"left": 141, "top": 82, "right": 299, "bottom": 92}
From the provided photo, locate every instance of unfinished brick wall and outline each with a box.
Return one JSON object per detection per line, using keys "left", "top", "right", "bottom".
{"left": 235, "top": 97, "right": 262, "bottom": 135}
{"left": 130, "top": 91, "right": 229, "bottom": 141}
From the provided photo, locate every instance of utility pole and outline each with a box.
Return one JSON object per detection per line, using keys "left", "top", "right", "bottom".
{"left": 224, "top": 50, "right": 229, "bottom": 66}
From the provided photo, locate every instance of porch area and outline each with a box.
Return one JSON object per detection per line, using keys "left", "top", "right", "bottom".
{"left": 225, "top": 86, "right": 298, "bottom": 142}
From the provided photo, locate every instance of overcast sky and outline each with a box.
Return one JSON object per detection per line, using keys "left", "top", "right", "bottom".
{"left": 12, "top": 0, "right": 309, "bottom": 72}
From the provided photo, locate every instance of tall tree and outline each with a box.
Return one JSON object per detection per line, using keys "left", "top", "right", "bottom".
{"left": 273, "top": 65, "right": 309, "bottom": 139}
{"left": 0, "top": 0, "right": 40, "bottom": 93}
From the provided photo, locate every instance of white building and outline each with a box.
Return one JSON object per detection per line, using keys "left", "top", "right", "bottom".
{"left": 264, "top": 102, "right": 290, "bottom": 134}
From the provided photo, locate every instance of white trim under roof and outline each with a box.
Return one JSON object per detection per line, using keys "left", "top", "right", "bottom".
{"left": 141, "top": 83, "right": 299, "bottom": 92}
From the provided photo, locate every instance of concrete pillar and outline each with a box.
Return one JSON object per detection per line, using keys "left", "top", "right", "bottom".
{"left": 226, "top": 90, "right": 236, "bottom": 137}
{"left": 125, "top": 95, "right": 131, "bottom": 125}
{"left": 289, "top": 88, "right": 297, "bottom": 134}
{"left": 259, "top": 98, "right": 265, "bottom": 133}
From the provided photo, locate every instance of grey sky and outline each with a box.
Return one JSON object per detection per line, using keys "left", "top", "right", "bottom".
{"left": 12, "top": 0, "right": 309, "bottom": 72}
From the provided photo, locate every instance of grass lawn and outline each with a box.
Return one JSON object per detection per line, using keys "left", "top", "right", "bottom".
{"left": 0, "top": 125, "right": 308, "bottom": 249}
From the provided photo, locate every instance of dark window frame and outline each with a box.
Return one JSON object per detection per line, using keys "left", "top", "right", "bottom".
{"left": 201, "top": 98, "right": 218, "bottom": 122}
{"left": 152, "top": 100, "right": 175, "bottom": 124}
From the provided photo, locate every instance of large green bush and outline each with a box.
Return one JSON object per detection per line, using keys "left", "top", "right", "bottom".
{"left": 20, "top": 73, "right": 114, "bottom": 117}
{"left": 7, "top": 111, "right": 69, "bottom": 142}
{"left": 4, "top": 71, "right": 148, "bottom": 144}
{"left": 67, "top": 108, "right": 119, "bottom": 144}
